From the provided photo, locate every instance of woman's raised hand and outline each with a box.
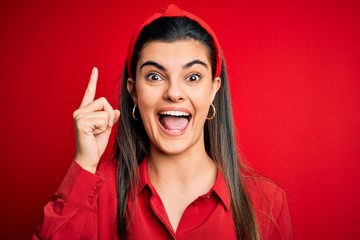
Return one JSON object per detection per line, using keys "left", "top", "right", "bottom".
{"left": 73, "top": 67, "right": 121, "bottom": 173}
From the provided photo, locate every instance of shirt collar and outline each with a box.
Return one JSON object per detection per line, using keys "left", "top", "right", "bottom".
{"left": 137, "top": 158, "right": 231, "bottom": 211}
{"left": 212, "top": 169, "right": 231, "bottom": 211}
{"left": 138, "top": 159, "right": 150, "bottom": 194}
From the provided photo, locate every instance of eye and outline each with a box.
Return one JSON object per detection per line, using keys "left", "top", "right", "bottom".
{"left": 187, "top": 73, "right": 201, "bottom": 82}
{"left": 146, "top": 72, "right": 163, "bottom": 81}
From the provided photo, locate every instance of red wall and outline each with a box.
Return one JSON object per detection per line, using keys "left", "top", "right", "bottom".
{"left": 1, "top": 0, "right": 359, "bottom": 239}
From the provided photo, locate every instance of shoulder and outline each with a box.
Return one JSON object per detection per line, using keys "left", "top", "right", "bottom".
{"left": 243, "top": 176, "right": 286, "bottom": 207}
{"left": 98, "top": 158, "right": 117, "bottom": 171}
{"left": 97, "top": 158, "right": 117, "bottom": 182}
{"left": 243, "top": 175, "right": 287, "bottom": 219}
{"left": 243, "top": 176, "right": 294, "bottom": 239}
{"left": 97, "top": 159, "right": 118, "bottom": 201}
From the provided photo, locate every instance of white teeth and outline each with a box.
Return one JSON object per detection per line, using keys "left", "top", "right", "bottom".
{"left": 159, "top": 110, "right": 190, "bottom": 117}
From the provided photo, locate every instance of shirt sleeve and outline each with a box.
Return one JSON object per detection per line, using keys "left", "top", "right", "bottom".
{"left": 245, "top": 177, "right": 294, "bottom": 240}
{"left": 269, "top": 189, "right": 294, "bottom": 240}
{"left": 32, "top": 161, "right": 105, "bottom": 240}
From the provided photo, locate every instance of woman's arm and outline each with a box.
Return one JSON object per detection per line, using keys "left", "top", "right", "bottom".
{"left": 269, "top": 187, "right": 294, "bottom": 240}
{"left": 245, "top": 177, "right": 294, "bottom": 240}
{"left": 33, "top": 67, "right": 119, "bottom": 239}
{"left": 32, "top": 161, "right": 105, "bottom": 240}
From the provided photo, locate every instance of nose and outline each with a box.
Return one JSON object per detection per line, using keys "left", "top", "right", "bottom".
{"left": 163, "top": 78, "right": 185, "bottom": 102}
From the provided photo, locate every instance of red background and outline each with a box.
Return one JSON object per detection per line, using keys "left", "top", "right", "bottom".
{"left": 1, "top": 0, "right": 359, "bottom": 239}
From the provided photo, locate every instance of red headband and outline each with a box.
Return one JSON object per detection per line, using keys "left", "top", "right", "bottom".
{"left": 126, "top": 4, "right": 222, "bottom": 78}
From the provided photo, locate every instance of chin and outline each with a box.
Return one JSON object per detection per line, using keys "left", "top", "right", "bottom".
{"left": 151, "top": 139, "right": 193, "bottom": 156}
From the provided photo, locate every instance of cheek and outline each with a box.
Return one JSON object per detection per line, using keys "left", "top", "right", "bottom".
{"left": 136, "top": 86, "right": 159, "bottom": 117}
{"left": 190, "top": 90, "right": 213, "bottom": 117}
{"left": 191, "top": 87, "right": 213, "bottom": 104}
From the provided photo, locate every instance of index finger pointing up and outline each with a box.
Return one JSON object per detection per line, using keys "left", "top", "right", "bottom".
{"left": 80, "top": 67, "right": 98, "bottom": 107}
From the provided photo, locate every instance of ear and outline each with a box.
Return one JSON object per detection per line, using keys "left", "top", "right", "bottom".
{"left": 127, "top": 78, "right": 137, "bottom": 103}
{"left": 210, "top": 77, "right": 221, "bottom": 103}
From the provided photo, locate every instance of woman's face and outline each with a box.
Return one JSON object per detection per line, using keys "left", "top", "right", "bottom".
{"left": 127, "top": 39, "right": 221, "bottom": 155}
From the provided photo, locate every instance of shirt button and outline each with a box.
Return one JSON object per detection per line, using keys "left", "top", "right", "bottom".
{"left": 95, "top": 181, "right": 102, "bottom": 190}
{"left": 206, "top": 195, "right": 210, "bottom": 199}
{"left": 88, "top": 198, "right": 94, "bottom": 205}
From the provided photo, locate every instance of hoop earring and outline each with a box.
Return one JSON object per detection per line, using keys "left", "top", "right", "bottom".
{"left": 132, "top": 104, "right": 140, "bottom": 120}
{"left": 207, "top": 104, "right": 216, "bottom": 120}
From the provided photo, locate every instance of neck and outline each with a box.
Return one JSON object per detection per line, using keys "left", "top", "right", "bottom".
{"left": 148, "top": 144, "right": 217, "bottom": 185}
{"left": 147, "top": 143, "right": 218, "bottom": 233}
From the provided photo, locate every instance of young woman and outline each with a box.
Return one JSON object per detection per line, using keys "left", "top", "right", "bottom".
{"left": 33, "top": 4, "right": 293, "bottom": 240}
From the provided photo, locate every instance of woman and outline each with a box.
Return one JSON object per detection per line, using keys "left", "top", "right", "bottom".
{"left": 33, "top": 4, "right": 293, "bottom": 240}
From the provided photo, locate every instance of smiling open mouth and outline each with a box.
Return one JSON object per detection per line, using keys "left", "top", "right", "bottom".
{"left": 158, "top": 110, "right": 191, "bottom": 133}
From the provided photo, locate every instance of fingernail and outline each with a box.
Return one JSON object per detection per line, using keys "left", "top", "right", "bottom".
{"left": 92, "top": 67, "right": 96, "bottom": 74}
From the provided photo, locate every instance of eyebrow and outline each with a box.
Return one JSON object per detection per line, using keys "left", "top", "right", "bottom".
{"left": 139, "top": 59, "right": 208, "bottom": 72}
{"left": 139, "top": 61, "right": 166, "bottom": 71}
{"left": 183, "top": 59, "right": 208, "bottom": 69}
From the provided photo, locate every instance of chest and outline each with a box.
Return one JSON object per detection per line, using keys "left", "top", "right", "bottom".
{"left": 127, "top": 189, "right": 236, "bottom": 240}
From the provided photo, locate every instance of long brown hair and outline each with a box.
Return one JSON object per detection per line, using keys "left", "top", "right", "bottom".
{"left": 115, "top": 17, "right": 259, "bottom": 239}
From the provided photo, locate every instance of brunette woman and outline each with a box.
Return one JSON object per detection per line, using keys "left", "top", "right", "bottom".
{"left": 33, "top": 4, "right": 293, "bottom": 240}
